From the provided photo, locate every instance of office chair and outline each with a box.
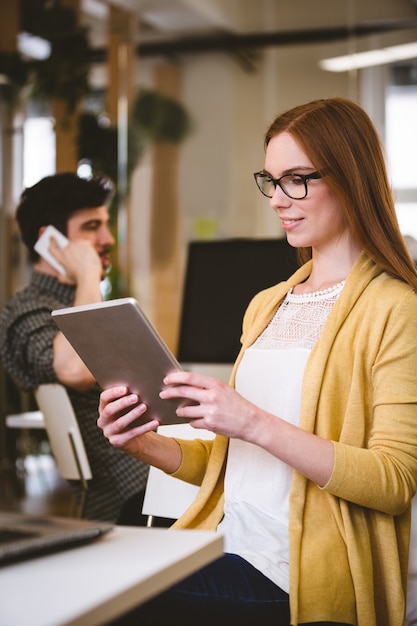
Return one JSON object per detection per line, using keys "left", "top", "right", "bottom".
{"left": 34, "top": 384, "right": 92, "bottom": 518}
{"left": 407, "top": 495, "right": 417, "bottom": 625}
{"left": 141, "top": 423, "right": 215, "bottom": 527}
{"left": 5, "top": 408, "right": 47, "bottom": 480}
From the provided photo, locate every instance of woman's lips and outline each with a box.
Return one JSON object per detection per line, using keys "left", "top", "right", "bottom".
{"left": 280, "top": 217, "right": 303, "bottom": 231}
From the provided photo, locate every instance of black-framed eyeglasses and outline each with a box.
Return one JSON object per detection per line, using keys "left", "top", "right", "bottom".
{"left": 253, "top": 171, "right": 322, "bottom": 200}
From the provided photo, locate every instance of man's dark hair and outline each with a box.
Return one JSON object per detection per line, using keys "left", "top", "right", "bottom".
{"left": 16, "top": 172, "right": 114, "bottom": 262}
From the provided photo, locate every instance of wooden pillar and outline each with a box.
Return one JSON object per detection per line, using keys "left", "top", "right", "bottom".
{"left": 0, "top": 0, "right": 23, "bottom": 464}
{"left": 150, "top": 63, "right": 183, "bottom": 353}
{"left": 0, "top": 0, "right": 22, "bottom": 303}
{"left": 53, "top": 0, "right": 81, "bottom": 173}
{"left": 107, "top": 5, "right": 136, "bottom": 296}
{"left": 53, "top": 99, "right": 81, "bottom": 173}
{"left": 0, "top": 0, "right": 19, "bottom": 50}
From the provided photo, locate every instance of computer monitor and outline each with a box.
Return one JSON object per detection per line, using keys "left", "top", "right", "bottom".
{"left": 177, "top": 238, "right": 299, "bottom": 364}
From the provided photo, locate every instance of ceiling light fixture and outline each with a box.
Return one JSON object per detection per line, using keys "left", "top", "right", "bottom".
{"left": 319, "top": 41, "right": 417, "bottom": 72}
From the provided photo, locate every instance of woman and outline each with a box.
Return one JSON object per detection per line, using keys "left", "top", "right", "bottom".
{"left": 98, "top": 97, "right": 417, "bottom": 625}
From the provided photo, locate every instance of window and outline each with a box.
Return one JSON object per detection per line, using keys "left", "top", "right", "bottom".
{"left": 386, "top": 63, "right": 417, "bottom": 241}
{"left": 23, "top": 115, "right": 55, "bottom": 188}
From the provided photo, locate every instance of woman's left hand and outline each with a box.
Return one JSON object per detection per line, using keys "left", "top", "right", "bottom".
{"left": 160, "top": 371, "right": 260, "bottom": 441}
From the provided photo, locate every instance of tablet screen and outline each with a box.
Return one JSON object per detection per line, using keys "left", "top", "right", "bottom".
{"left": 52, "top": 298, "right": 190, "bottom": 426}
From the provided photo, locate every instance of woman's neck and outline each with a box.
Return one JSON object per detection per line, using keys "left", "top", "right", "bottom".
{"left": 293, "top": 245, "right": 362, "bottom": 295}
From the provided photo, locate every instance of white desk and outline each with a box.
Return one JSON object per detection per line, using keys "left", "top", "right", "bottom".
{"left": 6, "top": 410, "right": 45, "bottom": 429}
{"left": 0, "top": 525, "right": 223, "bottom": 626}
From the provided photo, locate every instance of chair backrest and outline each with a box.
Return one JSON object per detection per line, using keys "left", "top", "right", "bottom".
{"left": 407, "top": 495, "right": 417, "bottom": 625}
{"left": 141, "top": 423, "right": 215, "bottom": 522}
{"left": 34, "top": 384, "right": 92, "bottom": 484}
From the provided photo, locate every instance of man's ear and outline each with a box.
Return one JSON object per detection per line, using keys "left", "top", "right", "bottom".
{"left": 37, "top": 225, "right": 48, "bottom": 241}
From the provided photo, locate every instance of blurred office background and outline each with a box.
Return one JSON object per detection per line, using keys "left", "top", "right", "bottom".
{"left": 1, "top": 0, "right": 417, "bottom": 510}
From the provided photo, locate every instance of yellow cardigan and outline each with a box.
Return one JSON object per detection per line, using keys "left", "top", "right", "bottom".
{"left": 171, "top": 252, "right": 417, "bottom": 626}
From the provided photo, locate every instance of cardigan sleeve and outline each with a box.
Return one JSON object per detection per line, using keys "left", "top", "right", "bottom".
{"left": 170, "top": 437, "right": 214, "bottom": 486}
{"left": 322, "top": 288, "right": 417, "bottom": 515}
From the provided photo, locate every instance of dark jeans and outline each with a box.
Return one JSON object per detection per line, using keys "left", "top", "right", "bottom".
{"left": 109, "top": 553, "right": 354, "bottom": 626}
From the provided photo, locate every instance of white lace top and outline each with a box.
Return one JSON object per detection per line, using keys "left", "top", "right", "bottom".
{"left": 217, "top": 281, "right": 345, "bottom": 593}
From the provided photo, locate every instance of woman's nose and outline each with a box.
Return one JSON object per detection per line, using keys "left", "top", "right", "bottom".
{"left": 270, "top": 184, "right": 292, "bottom": 209}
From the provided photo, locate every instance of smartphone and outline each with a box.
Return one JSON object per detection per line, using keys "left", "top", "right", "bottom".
{"left": 34, "top": 225, "right": 69, "bottom": 275}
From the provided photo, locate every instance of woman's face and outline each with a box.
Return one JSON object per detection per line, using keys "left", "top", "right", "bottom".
{"left": 264, "top": 132, "right": 355, "bottom": 256}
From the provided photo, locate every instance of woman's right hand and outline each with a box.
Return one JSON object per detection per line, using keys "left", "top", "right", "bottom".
{"left": 97, "top": 386, "right": 160, "bottom": 456}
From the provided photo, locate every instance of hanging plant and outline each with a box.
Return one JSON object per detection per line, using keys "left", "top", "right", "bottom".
{"left": 0, "top": 50, "right": 29, "bottom": 89}
{"left": 30, "top": 28, "right": 92, "bottom": 115}
{"left": 132, "top": 89, "right": 192, "bottom": 143}
{"left": 77, "top": 88, "right": 193, "bottom": 184}
{"left": 18, "top": 0, "right": 92, "bottom": 116}
{"left": 77, "top": 112, "right": 144, "bottom": 190}
{"left": 0, "top": 50, "right": 30, "bottom": 107}
{"left": 20, "top": 0, "right": 77, "bottom": 36}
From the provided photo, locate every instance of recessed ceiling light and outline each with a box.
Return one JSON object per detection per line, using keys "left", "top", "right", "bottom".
{"left": 319, "top": 41, "right": 417, "bottom": 72}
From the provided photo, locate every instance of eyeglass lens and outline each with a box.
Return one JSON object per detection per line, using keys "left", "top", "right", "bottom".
{"left": 257, "top": 174, "right": 308, "bottom": 199}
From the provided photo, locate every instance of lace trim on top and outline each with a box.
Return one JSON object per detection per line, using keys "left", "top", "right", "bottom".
{"left": 253, "top": 281, "right": 345, "bottom": 351}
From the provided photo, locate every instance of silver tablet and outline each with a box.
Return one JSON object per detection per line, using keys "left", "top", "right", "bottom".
{"left": 51, "top": 297, "right": 190, "bottom": 426}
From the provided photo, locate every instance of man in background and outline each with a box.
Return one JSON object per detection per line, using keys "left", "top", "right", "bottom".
{"left": 0, "top": 172, "right": 149, "bottom": 524}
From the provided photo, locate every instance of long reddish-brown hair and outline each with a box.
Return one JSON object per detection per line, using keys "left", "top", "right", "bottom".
{"left": 265, "top": 97, "right": 417, "bottom": 291}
